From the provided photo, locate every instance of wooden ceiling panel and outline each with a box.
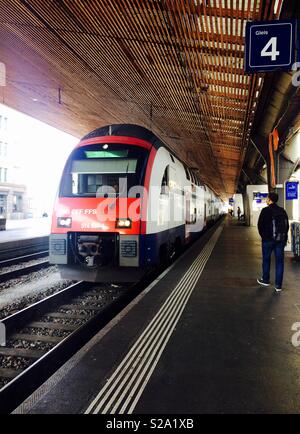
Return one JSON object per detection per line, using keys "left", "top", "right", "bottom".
{"left": 0, "top": 0, "right": 281, "bottom": 197}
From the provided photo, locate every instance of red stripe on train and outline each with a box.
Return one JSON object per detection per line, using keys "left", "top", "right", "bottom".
{"left": 77, "top": 136, "right": 153, "bottom": 150}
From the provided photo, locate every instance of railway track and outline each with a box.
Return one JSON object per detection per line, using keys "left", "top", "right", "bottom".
{"left": 0, "top": 237, "right": 49, "bottom": 263}
{"left": 0, "top": 250, "right": 49, "bottom": 268}
{"left": 0, "top": 279, "right": 143, "bottom": 414}
{"left": 0, "top": 219, "right": 225, "bottom": 413}
{"left": 0, "top": 259, "right": 50, "bottom": 283}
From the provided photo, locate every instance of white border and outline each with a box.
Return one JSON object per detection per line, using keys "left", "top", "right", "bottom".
{"left": 249, "top": 23, "right": 293, "bottom": 68}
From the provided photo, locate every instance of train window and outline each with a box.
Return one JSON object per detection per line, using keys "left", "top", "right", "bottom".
{"left": 161, "top": 166, "right": 169, "bottom": 195}
{"left": 60, "top": 144, "right": 148, "bottom": 197}
{"left": 72, "top": 159, "right": 137, "bottom": 174}
{"left": 191, "top": 171, "right": 196, "bottom": 184}
{"left": 70, "top": 160, "right": 138, "bottom": 196}
{"left": 185, "top": 166, "right": 190, "bottom": 181}
{"left": 84, "top": 150, "right": 128, "bottom": 158}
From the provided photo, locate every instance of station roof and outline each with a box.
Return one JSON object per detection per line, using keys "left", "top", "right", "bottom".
{"left": 0, "top": 0, "right": 283, "bottom": 198}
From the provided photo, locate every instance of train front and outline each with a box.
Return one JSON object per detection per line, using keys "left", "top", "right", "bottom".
{"left": 49, "top": 135, "right": 150, "bottom": 282}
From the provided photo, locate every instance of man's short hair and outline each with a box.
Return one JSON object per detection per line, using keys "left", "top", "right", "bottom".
{"left": 268, "top": 192, "right": 278, "bottom": 203}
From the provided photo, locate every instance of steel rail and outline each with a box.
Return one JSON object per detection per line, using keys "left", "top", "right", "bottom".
{"left": 0, "top": 280, "right": 144, "bottom": 414}
{"left": 0, "top": 243, "right": 49, "bottom": 264}
{"left": 0, "top": 260, "right": 50, "bottom": 283}
{"left": 0, "top": 217, "right": 225, "bottom": 414}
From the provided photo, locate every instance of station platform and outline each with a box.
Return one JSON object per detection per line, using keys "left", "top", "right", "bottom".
{"left": 0, "top": 218, "right": 50, "bottom": 243}
{"left": 14, "top": 217, "right": 300, "bottom": 414}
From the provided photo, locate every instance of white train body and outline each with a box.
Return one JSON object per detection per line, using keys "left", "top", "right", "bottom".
{"left": 50, "top": 124, "right": 224, "bottom": 281}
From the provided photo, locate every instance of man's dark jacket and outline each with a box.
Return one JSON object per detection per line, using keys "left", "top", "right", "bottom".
{"left": 257, "top": 203, "right": 289, "bottom": 242}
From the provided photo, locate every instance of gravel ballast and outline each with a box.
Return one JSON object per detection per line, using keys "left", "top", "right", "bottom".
{"left": 0, "top": 273, "right": 128, "bottom": 391}
{"left": 0, "top": 258, "right": 48, "bottom": 276}
{"left": 0, "top": 267, "right": 75, "bottom": 320}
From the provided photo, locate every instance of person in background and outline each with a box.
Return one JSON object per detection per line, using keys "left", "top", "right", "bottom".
{"left": 257, "top": 192, "right": 289, "bottom": 293}
{"left": 237, "top": 206, "right": 241, "bottom": 221}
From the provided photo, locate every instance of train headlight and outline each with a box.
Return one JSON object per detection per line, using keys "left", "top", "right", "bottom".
{"left": 57, "top": 217, "right": 72, "bottom": 228}
{"left": 116, "top": 218, "right": 131, "bottom": 229}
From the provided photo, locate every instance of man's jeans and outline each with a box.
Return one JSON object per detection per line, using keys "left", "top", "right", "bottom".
{"left": 262, "top": 240, "right": 285, "bottom": 288}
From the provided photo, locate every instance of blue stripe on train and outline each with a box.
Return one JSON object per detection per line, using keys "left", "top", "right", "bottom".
{"left": 138, "top": 217, "right": 221, "bottom": 267}
{"left": 139, "top": 225, "right": 185, "bottom": 267}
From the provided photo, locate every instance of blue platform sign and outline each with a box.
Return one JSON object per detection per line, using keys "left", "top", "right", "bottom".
{"left": 286, "top": 182, "right": 299, "bottom": 200}
{"left": 245, "top": 20, "right": 296, "bottom": 73}
{"left": 253, "top": 192, "right": 268, "bottom": 199}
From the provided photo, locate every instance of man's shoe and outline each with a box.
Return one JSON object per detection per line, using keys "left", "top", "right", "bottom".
{"left": 257, "top": 278, "right": 270, "bottom": 287}
{"left": 274, "top": 286, "right": 282, "bottom": 293}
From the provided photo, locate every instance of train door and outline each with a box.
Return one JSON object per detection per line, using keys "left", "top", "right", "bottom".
{"left": 197, "top": 185, "right": 205, "bottom": 231}
{"left": 169, "top": 164, "right": 182, "bottom": 228}
{"left": 206, "top": 189, "right": 212, "bottom": 222}
{"left": 158, "top": 165, "right": 170, "bottom": 229}
{"left": 185, "top": 186, "right": 190, "bottom": 241}
{"left": 191, "top": 185, "right": 197, "bottom": 225}
{"left": 185, "top": 184, "right": 196, "bottom": 240}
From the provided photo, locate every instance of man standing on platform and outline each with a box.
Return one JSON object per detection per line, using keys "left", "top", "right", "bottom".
{"left": 257, "top": 192, "right": 289, "bottom": 292}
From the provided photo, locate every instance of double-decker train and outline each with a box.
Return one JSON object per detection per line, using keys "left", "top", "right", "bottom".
{"left": 50, "top": 124, "right": 224, "bottom": 282}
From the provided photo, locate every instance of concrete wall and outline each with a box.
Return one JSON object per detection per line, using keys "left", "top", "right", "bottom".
{"left": 245, "top": 184, "right": 269, "bottom": 227}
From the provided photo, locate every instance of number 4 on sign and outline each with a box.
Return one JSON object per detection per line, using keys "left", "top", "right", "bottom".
{"left": 261, "top": 37, "right": 280, "bottom": 61}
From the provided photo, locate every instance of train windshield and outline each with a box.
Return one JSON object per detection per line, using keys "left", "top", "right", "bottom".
{"left": 59, "top": 144, "right": 149, "bottom": 197}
